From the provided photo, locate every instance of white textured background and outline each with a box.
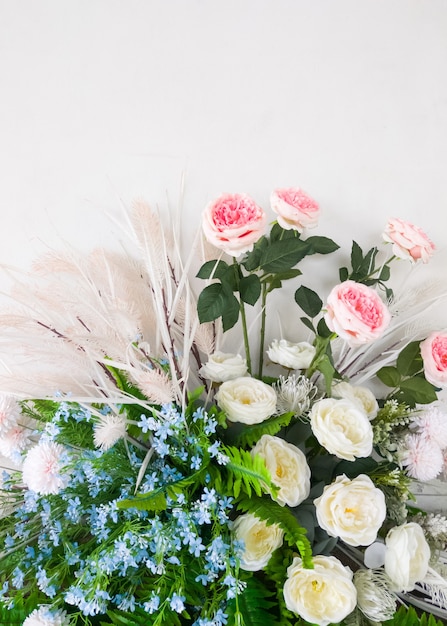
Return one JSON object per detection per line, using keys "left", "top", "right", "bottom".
{"left": 0, "top": 0, "right": 446, "bottom": 269}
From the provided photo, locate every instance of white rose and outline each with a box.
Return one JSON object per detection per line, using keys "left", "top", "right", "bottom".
{"left": 309, "top": 398, "right": 373, "bottom": 461}
{"left": 384, "top": 522, "right": 431, "bottom": 592}
{"left": 332, "top": 382, "right": 378, "bottom": 420}
{"left": 267, "top": 339, "right": 316, "bottom": 370}
{"left": 216, "top": 377, "right": 277, "bottom": 424}
{"left": 314, "top": 474, "right": 386, "bottom": 546}
{"left": 199, "top": 351, "right": 248, "bottom": 382}
{"left": 232, "top": 512, "right": 284, "bottom": 571}
{"left": 251, "top": 435, "right": 311, "bottom": 507}
{"left": 283, "top": 555, "right": 357, "bottom": 626}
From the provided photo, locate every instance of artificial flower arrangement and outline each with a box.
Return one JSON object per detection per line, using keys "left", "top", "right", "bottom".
{"left": 0, "top": 188, "right": 446, "bottom": 626}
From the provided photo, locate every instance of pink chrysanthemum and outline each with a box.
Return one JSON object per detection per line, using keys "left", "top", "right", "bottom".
{"left": 400, "top": 434, "right": 444, "bottom": 481}
{"left": 0, "top": 394, "right": 21, "bottom": 436}
{"left": 93, "top": 414, "right": 128, "bottom": 450}
{"left": 22, "top": 441, "right": 69, "bottom": 495}
{"left": 410, "top": 406, "right": 447, "bottom": 449}
{"left": 0, "top": 423, "right": 32, "bottom": 461}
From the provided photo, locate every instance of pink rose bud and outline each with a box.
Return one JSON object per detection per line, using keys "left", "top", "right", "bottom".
{"left": 324, "top": 280, "right": 391, "bottom": 346}
{"left": 420, "top": 331, "right": 447, "bottom": 387}
{"left": 382, "top": 218, "right": 435, "bottom": 263}
{"left": 270, "top": 187, "right": 320, "bottom": 232}
{"left": 202, "top": 193, "right": 267, "bottom": 257}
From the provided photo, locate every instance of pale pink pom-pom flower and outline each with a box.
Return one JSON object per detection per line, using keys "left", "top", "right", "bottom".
{"left": 22, "top": 441, "right": 69, "bottom": 495}
{"left": 410, "top": 406, "right": 447, "bottom": 449}
{"left": 400, "top": 434, "right": 443, "bottom": 481}
{"left": 0, "top": 395, "right": 22, "bottom": 436}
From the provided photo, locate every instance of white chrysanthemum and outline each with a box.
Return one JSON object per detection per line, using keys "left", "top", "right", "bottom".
{"left": 22, "top": 441, "right": 69, "bottom": 495}
{"left": 93, "top": 414, "right": 128, "bottom": 450}
{"left": 273, "top": 374, "right": 318, "bottom": 416}
{"left": 354, "top": 569, "right": 397, "bottom": 622}
{"left": 400, "top": 433, "right": 444, "bottom": 481}
{"left": 410, "top": 406, "right": 447, "bottom": 448}
{"left": 0, "top": 421, "right": 32, "bottom": 461}
{"left": 0, "top": 394, "right": 21, "bottom": 435}
{"left": 23, "top": 606, "right": 69, "bottom": 626}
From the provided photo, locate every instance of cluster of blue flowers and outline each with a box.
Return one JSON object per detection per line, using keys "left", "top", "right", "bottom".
{"left": 0, "top": 400, "right": 242, "bottom": 624}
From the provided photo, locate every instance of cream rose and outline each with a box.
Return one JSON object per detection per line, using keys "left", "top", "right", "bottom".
{"left": 384, "top": 522, "right": 431, "bottom": 592}
{"left": 202, "top": 192, "right": 267, "bottom": 257}
{"left": 383, "top": 217, "right": 435, "bottom": 263}
{"left": 199, "top": 351, "right": 248, "bottom": 383}
{"left": 420, "top": 332, "right": 447, "bottom": 388}
{"left": 232, "top": 512, "right": 284, "bottom": 571}
{"left": 325, "top": 280, "right": 391, "bottom": 346}
{"left": 283, "top": 555, "right": 357, "bottom": 626}
{"left": 309, "top": 398, "right": 373, "bottom": 461}
{"left": 314, "top": 474, "right": 386, "bottom": 546}
{"left": 270, "top": 187, "right": 320, "bottom": 232}
{"left": 267, "top": 339, "right": 316, "bottom": 370}
{"left": 332, "top": 381, "right": 378, "bottom": 420}
{"left": 216, "top": 377, "right": 277, "bottom": 424}
{"left": 251, "top": 435, "right": 311, "bottom": 507}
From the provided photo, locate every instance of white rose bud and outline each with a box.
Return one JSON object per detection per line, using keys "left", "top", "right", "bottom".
{"left": 283, "top": 555, "right": 357, "bottom": 626}
{"left": 232, "top": 513, "right": 284, "bottom": 571}
{"left": 332, "top": 381, "right": 378, "bottom": 420}
{"left": 251, "top": 435, "right": 311, "bottom": 507}
{"left": 216, "top": 377, "right": 277, "bottom": 424}
{"left": 267, "top": 339, "right": 316, "bottom": 370}
{"left": 199, "top": 351, "right": 248, "bottom": 383}
{"left": 309, "top": 398, "right": 373, "bottom": 461}
{"left": 384, "top": 522, "right": 431, "bottom": 592}
{"left": 314, "top": 474, "right": 386, "bottom": 546}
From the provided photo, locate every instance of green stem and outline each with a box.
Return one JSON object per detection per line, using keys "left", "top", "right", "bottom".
{"left": 257, "top": 282, "right": 268, "bottom": 379}
{"left": 239, "top": 297, "right": 252, "bottom": 375}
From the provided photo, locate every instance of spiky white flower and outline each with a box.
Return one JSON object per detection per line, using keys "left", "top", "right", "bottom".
{"left": 93, "top": 414, "right": 128, "bottom": 450}
{"left": 0, "top": 394, "right": 21, "bottom": 435}
{"left": 273, "top": 374, "right": 317, "bottom": 416}
{"left": 23, "top": 606, "right": 69, "bottom": 626}
{"left": 22, "top": 441, "right": 69, "bottom": 495}
{"left": 410, "top": 406, "right": 447, "bottom": 448}
{"left": 400, "top": 433, "right": 444, "bottom": 481}
{"left": 354, "top": 569, "right": 397, "bottom": 621}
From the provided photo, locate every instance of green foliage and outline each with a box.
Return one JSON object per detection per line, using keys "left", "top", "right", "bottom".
{"left": 0, "top": 603, "right": 29, "bottom": 625}
{"left": 226, "top": 575, "right": 279, "bottom": 626}
{"left": 236, "top": 496, "right": 312, "bottom": 567}
{"left": 221, "top": 446, "right": 279, "bottom": 499}
{"left": 294, "top": 285, "right": 322, "bottom": 317}
{"left": 383, "top": 605, "right": 445, "bottom": 626}
{"left": 339, "top": 240, "right": 393, "bottom": 298}
{"left": 232, "top": 412, "right": 294, "bottom": 448}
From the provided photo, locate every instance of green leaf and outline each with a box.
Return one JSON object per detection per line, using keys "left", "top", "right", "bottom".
{"left": 316, "top": 317, "right": 332, "bottom": 338}
{"left": 396, "top": 341, "right": 423, "bottom": 377}
{"left": 376, "top": 366, "right": 401, "bottom": 388}
{"left": 239, "top": 274, "right": 261, "bottom": 306}
{"left": 339, "top": 266, "right": 349, "bottom": 282}
{"left": 242, "top": 236, "right": 269, "bottom": 271}
{"left": 266, "top": 268, "right": 303, "bottom": 292}
{"left": 196, "top": 259, "right": 230, "bottom": 280}
{"left": 379, "top": 264, "right": 391, "bottom": 281}
{"left": 233, "top": 412, "right": 294, "bottom": 447}
{"left": 197, "top": 283, "right": 227, "bottom": 323}
{"left": 294, "top": 285, "right": 323, "bottom": 317}
{"left": 315, "top": 353, "right": 336, "bottom": 395}
{"left": 221, "top": 292, "right": 241, "bottom": 331}
{"left": 351, "top": 240, "right": 363, "bottom": 270}
{"left": 300, "top": 316, "right": 315, "bottom": 333}
{"left": 305, "top": 235, "right": 339, "bottom": 255}
{"left": 259, "top": 239, "right": 311, "bottom": 272}
{"left": 226, "top": 575, "right": 278, "bottom": 626}
{"left": 222, "top": 446, "right": 278, "bottom": 499}
{"left": 269, "top": 222, "right": 299, "bottom": 242}
{"left": 394, "top": 377, "right": 438, "bottom": 405}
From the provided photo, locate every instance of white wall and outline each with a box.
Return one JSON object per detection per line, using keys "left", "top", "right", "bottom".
{"left": 0, "top": 0, "right": 446, "bottom": 283}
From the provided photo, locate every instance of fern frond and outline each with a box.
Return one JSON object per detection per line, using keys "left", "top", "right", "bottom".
{"left": 226, "top": 575, "right": 279, "bottom": 626}
{"left": 382, "top": 605, "right": 445, "bottom": 626}
{"left": 222, "top": 445, "right": 279, "bottom": 499}
{"left": 236, "top": 496, "right": 313, "bottom": 568}
{"left": 234, "top": 412, "right": 294, "bottom": 448}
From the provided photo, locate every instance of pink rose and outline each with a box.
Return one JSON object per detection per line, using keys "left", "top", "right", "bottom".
{"left": 420, "top": 332, "right": 447, "bottom": 387}
{"left": 382, "top": 218, "right": 435, "bottom": 263}
{"left": 270, "top": 187, "right": 320, "bottom": 232}
{"left": 202, "top": 193, "right": 267, "bottom": 257}
{"left": 324, "top": 280, "right": 391, "bottom": 346}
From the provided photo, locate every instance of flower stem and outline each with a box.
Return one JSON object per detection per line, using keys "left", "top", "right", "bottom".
{"left": 239, "top": 297, "right": 252, "bottom": 375}
{"left": 257, "top": 283, "right": 268, "bottom": 379}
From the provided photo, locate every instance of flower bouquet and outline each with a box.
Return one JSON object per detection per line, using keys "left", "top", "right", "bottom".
{"left": 0, "top": 188, "right": 446, "bottom": 626}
